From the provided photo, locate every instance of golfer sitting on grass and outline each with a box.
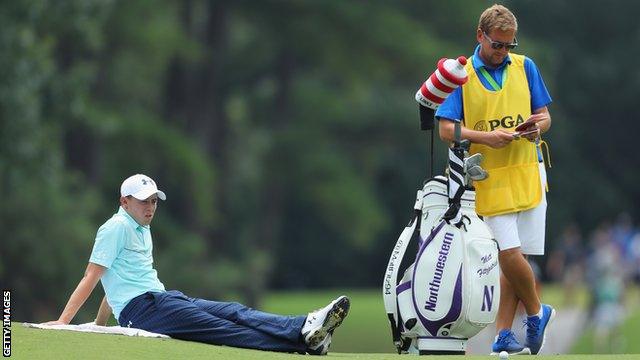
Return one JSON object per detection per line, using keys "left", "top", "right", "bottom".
{"left": 44, "top": 174, "right": 350, "bottom": 355}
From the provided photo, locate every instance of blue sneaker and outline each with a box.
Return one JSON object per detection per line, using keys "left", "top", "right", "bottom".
{"left": 524, "top": 304, "right": 556, "bottom": 354}
{"left": 491, "top": 329, "right": 531, "bottom": 355}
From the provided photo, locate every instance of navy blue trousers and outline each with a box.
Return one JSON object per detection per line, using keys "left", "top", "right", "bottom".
{"left": 118, "top": 290, "right": 307, "bottom": 353}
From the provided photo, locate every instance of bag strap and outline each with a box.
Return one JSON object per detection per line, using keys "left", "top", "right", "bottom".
{"left": 383, "top": 189, "right": 423, "bottom": 353}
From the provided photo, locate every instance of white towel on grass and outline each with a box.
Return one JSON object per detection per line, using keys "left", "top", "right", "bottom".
{"left": 23, "top": 322, "right": 169, "bottom": 338}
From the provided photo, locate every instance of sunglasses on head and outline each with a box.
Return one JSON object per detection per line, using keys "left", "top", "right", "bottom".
{"left": 483, "top": 31, "right": 518, "bottom": 50}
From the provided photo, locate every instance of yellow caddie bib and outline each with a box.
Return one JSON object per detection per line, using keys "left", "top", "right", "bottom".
{"left": 462, "top": 53, "right": 542, "bottom": 217}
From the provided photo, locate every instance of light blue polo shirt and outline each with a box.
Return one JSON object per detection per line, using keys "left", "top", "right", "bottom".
{"left": 89, "top": 207, "right": 165, "bottom": 322}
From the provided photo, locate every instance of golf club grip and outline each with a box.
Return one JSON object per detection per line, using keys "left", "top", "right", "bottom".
{"left": 454, "top": 122, "right": 461, "bottom": 147}
{"left": 419, "top": 105, "right": 435, "bottom": 131}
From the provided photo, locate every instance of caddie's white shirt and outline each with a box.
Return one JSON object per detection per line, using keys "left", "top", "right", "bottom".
{"left": 89, "top": 207, "right": 165, "bottom": 321}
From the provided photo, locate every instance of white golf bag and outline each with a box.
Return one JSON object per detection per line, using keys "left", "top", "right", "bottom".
{"left": 383, "top": 127, "right": 501, "bottom": 355}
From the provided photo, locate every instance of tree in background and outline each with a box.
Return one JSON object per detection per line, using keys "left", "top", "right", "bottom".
{"left": 5, "top": 0, "right": 639, "bottom": 323}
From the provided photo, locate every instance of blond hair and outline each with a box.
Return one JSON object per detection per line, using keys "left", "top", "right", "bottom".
{"left": 478, "top": 4, "right": 518, "bottom": 33}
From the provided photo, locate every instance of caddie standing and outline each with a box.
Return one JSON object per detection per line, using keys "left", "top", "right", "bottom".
{"left": 436, "top": 4, "right": 555, "bottom": 355}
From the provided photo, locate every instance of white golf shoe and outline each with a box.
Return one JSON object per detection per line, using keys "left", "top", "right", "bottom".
{"left": 302, "top": 295, "right": 350, "bottom": 349}
{"left": 307, "top": 333, "right": 332, "bottom": 355}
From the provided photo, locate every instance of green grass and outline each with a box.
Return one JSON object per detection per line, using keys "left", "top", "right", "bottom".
{"left": 12, "top": 286, "right": 640, "bottom": 359}
{"left": 262, "top": 289, "right": 392, "bottom": 354}
{"left": 11, "top": 323, "right": 640, "bottom": 360}
{"left": 12, "top": 323, "right": 640, "bottom": 360}
{"left": 572, "top": 287, "right": 640, "bottom": 354}
{"left": 572, "top": 309, "right": 640, "bottom": 354}
{"left": 261, "top": 286, "right": 590, "bottom": 354}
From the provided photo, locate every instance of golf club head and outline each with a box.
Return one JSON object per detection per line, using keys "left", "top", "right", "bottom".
{"left": 464, "top": 153, "right": 488, "bottom": 181}
{"left": 464, "top": 153, "right": 483, "bottom": 168}
{"left": 466, "top": 165, "right": 488, "bottom": 181}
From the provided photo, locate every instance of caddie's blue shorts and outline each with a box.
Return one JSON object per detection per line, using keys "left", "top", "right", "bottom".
{"left": 118, "top": 290, "right": 307, "bottom": 353}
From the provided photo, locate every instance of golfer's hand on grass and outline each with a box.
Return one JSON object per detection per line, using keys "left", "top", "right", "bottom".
{"left": 485, "top": 130, "right": 514, "bottom": 148}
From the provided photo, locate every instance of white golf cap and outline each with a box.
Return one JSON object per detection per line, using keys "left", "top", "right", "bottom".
{"left": 120, "top": 174, "right": 167, "bottom": 201}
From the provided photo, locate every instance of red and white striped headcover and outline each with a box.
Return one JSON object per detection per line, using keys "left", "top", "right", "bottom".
{"left": 416, "top": 56, "right": 469, "bottom": 110}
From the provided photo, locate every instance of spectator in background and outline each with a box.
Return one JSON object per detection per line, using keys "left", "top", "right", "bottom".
{"left": 546, "top": 223, "right": 584, "bottom": 305}
{"left": 585, "top": 222, "right": 611, "bottom": 316}
{"left": 629, "top": 232, "right": 640, "bottom": 284}
{"left": 611, "top": 213, "right": 635, "bottom": 255}
{"left": 587, "top": 226, "right": 626, "bottom": 353}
